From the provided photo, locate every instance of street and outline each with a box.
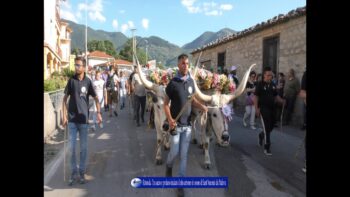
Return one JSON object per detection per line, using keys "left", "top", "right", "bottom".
{"left": 44, "top": 101, "right": 306, "bottom": 197}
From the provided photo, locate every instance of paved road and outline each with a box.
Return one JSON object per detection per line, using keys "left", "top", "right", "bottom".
{"left": 44, "top": 100, "right": 305, "bottom": 197}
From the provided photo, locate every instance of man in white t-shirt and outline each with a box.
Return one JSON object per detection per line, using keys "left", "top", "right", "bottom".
{"left": 132, "top": 73, "right": 146, "bottom": 127}
{"left": 91, "top": 70, "right": 105, "bottom": 131}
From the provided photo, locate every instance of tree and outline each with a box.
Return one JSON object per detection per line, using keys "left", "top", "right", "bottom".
{"left": 72, "top": 48, "right": 81, "bottom": 56}
{"left": 119, "top": 38, "right": 147, "bottom": 64}
{"left": 104, "top": 40, "right": 117, "bottom": 57}
{"left": 87, "top": 40, "right": 118, "bottom": 58}
{"left": 87, "top": 40, "right": 98, "bottom": 52}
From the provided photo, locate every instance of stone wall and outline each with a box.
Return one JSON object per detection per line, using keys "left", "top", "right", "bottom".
{"left": 44, "top": 90, "right": 65, "bottom": 141}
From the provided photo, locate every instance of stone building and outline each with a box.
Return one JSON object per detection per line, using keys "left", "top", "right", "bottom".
{"left": 191, "top": 6, "right": 306, "bottom": 126}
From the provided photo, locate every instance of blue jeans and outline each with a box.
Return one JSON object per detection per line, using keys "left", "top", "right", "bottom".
{"left": 166, "top": 126, "right": 191, "bottom": 177}
{"left": 68, "top": 122, "right": 88, "bottom": 175}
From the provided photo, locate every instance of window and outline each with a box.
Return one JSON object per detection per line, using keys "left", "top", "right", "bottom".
{"left": 217, "top": 52, "right": 226, "bottom": 74}
{"left": 263, "top": 35, "right": 279, "bottom": 74}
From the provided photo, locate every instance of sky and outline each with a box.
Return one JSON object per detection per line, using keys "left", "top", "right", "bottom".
{"left": 60, "top": 0, "right": 306, "bottom": 47}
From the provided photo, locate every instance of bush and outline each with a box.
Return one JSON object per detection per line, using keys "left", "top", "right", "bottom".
{"left": 62, "top": 68, "right": 75, "bottom": 78}
{"left": 44, "top": 78, "right": 67, "bottom": 92}
{"left": 44, "top": 79, "right": 56, "bottom": 92}
{"left": 51, "top": 71, "right": 61, "bottom": 77}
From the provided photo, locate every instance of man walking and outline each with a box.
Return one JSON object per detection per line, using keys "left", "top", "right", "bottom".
{"left": 164, "top": 54, "right": 207, "bottom": 197}
{"left": 62, "top": 56, "right": 102, "bottom": 185}
{"left": 254, "top": 66, "right": 284, "bottom": 156}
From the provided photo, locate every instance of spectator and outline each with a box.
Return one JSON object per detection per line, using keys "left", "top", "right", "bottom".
{"left": 283, "top": 68, "right": 300, "bottom": 125}
{"left": 243, "top": 71, "right": 257, "bottom": 130}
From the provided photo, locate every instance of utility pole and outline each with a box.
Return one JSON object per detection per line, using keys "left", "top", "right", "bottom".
{"left": 85, "top": 0, "right": 87, "bottom": 58}
{"left": 130, "top": 28, "right": 136, "bottom": 65}
{"left": 145, "top": 39, "right": 148, "bottom": 64}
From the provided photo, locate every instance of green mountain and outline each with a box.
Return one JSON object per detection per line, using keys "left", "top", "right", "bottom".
{"left": 182, "top": 28, "right": 236, "bottom": 50}
{"left": 62, "top": 19, "right": 128, "bottom": 51}
{"left": 132, "top": 36, "right": 183, "bottom": 67}
{"left": 63, "top": 19, "right": 236, "bottom": 67}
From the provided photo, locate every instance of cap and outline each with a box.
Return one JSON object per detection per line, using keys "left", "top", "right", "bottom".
{"left": 230, "top": 65, "right": 237, "bottom": 71}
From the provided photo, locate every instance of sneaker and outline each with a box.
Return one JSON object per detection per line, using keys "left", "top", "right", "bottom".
{"left": 302, "top": 167, "right": 306, "bottom": 173}
{"left": 250, "top": 125, "right": 257, "bottom": 130}
{"left": 137, "top": 122, "right": 141, "bottom": 127}
{"left": 68, "top": 172, "right": 77, "bottom": 186}
{"left": 79, "top": 172, "right": 86, "bottom": 184}
{"left": 243, "top": 119, "right": 247, "bottom": 127}
{"left": 114, "top": 111, "right": 118, "bottom": 117}
{"left": 264, "top": 149, "right": 272, "bottom": 156}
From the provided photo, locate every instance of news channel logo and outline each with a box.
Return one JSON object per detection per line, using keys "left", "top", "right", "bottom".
{"left": 131, "top": 178, "right": 142, "bottom": 188}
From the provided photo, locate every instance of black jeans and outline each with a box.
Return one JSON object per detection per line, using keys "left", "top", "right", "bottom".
{"left": 259, "top": 107, "right": 275, "bottom": 149}
{"left": 134, "top": 95, "right": 146, "bottom": 123}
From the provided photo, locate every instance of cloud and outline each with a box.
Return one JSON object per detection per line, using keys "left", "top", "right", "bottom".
{"left": 76, "top": 12, "right": 82, "bottom": 19}
{"left": 119, "top": 10, "right": 125, "bottom": 14}
{"left": 181, "top": 1, "right": 233, "bottom": 16}
{"left": 181, "top": 0, "right": 201, "bottom": 13}
{"left": 89, "top": 11, "right": 106, "bottom": 22}
{"left": 61, "top": 10, "right": 78, "bottom": 22}
{"left": 112, "top": 19, "right": 118, "bottom": 31}
{"left": 78, "top": 0, "right": 106, "bottom": 23}
{"left": 142, "top": 18, "right": 149, "bottom": 30}
{"left": 205, "top": 10, "right": 221, "bottom": 16}
{"left": 121, "top": 24, "right": 129, "bottom": 33}
{"left": 128, "top": 21, "right": 135, "bottom": 28}
{"left": 181, "top": 0, "right": 196, "bottom": 7}
{"left": 60, "top": 1, "right": 78, "bottom": 22}
{"left": 220, "top": 4, "right": 233, "bottom": 11}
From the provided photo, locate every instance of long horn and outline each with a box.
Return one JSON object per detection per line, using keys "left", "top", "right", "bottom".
{"left": 190, "top": 52, "right": 212, "bottom": 103}
{"left": 226, "top": 64, "right": 256, "bottom": 102}
{"left": 192, "top": 67, "right": 212, "bottom": 103}
{"left": 133, "top": 52, "right": 156, "bottom": 90}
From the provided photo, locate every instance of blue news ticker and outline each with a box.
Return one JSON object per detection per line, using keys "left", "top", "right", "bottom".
{"left": 131, "top": 177, "right": 228, "bottom": 188}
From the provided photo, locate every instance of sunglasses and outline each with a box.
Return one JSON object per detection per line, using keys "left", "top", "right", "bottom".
{"left": 75, "top": 64, "right": 84, "bottom": 68}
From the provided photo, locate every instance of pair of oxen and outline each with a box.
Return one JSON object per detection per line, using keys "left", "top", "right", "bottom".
{"left": 134, "top": 54, "right": 255, "bottom": 169}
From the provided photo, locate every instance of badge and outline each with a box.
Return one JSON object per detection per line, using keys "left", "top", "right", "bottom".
{"left": 188, "top": 86, "right": 193, "bottom": 94}
{"left": 81, "top": 86, "right": 86, "bottom": 93}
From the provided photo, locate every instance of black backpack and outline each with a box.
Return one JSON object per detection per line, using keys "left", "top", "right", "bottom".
{"left": 106, "top": 74, "right": 115, "bottom": 91}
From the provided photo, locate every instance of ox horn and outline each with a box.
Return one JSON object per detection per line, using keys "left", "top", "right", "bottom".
{"left": 133, "top": 52, "right": 156, "bottom": 90}
{"left": 226, "top": 63, "right": 256, "bottom": 102}
{"left": 191, "top": 51, "right": 213, "bottom": 103}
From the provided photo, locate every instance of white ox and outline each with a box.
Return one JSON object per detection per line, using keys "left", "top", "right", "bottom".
{"left": 190, "top": 64, "right": 255, "bottom": 168}
{"left": 135, "top": 59, "right": 171, "bottom": 165}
